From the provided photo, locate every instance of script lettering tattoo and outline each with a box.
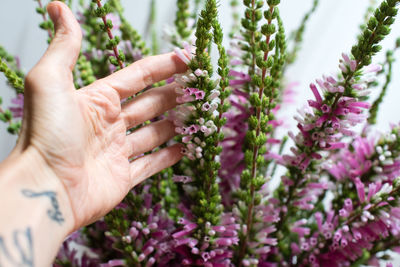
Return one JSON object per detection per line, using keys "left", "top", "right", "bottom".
{"left": 21, "top": 190, "right": 64, "bottom": 225}
{"left": 0, "top": 227, "right": 34, "bottom": 267}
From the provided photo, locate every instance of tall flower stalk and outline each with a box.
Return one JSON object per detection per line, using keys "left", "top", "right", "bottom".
{"left": 167, "top": 0, "right": 239, "bottom": 265}
{"left": 35, "top": 0, "right": 54, "bottom": 40}
{"left": 272, "top": 0, "right": 400, "bottom": 263}
{"left": 93, "top": 0, "right": 125, "bottom": 70}
{"left": 175, "top": 0, "right": 192, "bottom": 41}
{"left": 228, "top": 0, "right": 287, "bottom": 265}
{"left": 368, "top": 38, "right": 400, "bottom": 124}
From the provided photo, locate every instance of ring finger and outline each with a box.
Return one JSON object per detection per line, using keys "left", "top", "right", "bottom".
{"left": 127, "top": 119, "right": 177, "bottom": 158}
{"left": 121, "top": 82, "right": 182, "bottom": 129}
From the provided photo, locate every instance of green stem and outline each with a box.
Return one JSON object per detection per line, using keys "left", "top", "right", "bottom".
{"left": 95, "top": 0, "right": 125, "bottom": 69}
{"left": 237, "top": 5, "right": 276, "bottom": 265}
{"left": 37, "top": 0, "right": 54, "bottom": 39}
{"left": 368, "top": 44, "right": 399, "bottom": 124}
{"left": 150, "top": 0, "right": 159, "bottom": 54}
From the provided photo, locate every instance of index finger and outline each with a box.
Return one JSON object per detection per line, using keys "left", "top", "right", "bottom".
{"left": 101, "top": 52, "right": 188, "bottom": 99}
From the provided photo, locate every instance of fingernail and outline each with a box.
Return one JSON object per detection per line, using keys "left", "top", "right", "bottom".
{"left": 48, "top": 4, "right": 61, "bottom": 24}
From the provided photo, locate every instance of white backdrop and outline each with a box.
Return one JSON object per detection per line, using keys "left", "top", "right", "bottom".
{"left": 1, "top": 0, "right": 400, "bottom": 265}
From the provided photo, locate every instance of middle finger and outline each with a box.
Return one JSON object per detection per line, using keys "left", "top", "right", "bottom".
{"left": 121, "top": 82, "right": 181, "bottom": 129}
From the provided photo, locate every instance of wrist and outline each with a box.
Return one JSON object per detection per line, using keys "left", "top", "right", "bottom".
{"left": 0, "top": 147, "right": 74, "bottom": 266}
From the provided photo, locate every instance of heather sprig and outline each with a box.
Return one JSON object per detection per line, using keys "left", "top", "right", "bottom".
{"left": 0, "top": 46, "right": 24, "bottom": 80}
{"left": 327, "top": 128, "right": 400, "bottom": 215}
{"left": 272, "top": 1, "right": 400, "bottom": 261}
{"left": 0, "top": 57, "right": 24, "bottom": 94}
{"left": 355, "top": 235, "right": 400, "bottom": 266}
{"left": 93, "top": 0, "right": 125, "bottom": 70}
{"left": 176, "top": 0, "right": 192, "bottom": 40}
{"left": 368, "top": 38, "right": 400, "bottom": 124}
{"left": 119, "top": 17, "right": 150, "bottom": 59}
{"left": 350, "top": 0, "right": 400, "bottom": 72}
{"left": 291, "top": 126, "right": 400, "bottom": 265}
{"left": 235, "top": 0, "right": 287, "bottom": 265}
{"left": 149, "top": 0, "right": 159, "bottom": 55}
{"left": 178, "top": 0, "right": 221, "bottom": 225}
{"left": 76, "top": 54, "right": 96, "bottom": 87}
{"left": 168, "top": 0, "right": 239, "bottom": 264}
{"left": 0, "top": 53, "right": 24, "bottom": 133}
{"left": 101, "top": 188, "right": 176, "bottom": 266}
{"left": 109, "top": 0, "right": 150, "bottom": 59}
{"left": 35, "top": 0, "right": 54, "bottom": 40}
{"left": 78, "top": 2, "right": 116, "bottom": 77}
{"left": 296, "top": 176, "right": 400, "bottom": 266}
{"left": 212, "top": 18, "right": 231, "bottom": 155}
{"left": 360, "top": 0, "right": 379, "bottom": 33}
{"left": 153, "top": 169, "right": 182, "bottom": 220}
{"left": 0, "top": 96, "right": 22, "bottom": 135}
{"left": 229, "top": 0, "right": 240, "bottom": 38}
{"left": 193, "top": 0, "right": 205, "bottom": 18}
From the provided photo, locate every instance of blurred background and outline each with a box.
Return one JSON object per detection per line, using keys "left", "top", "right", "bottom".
{"left": 0, "top": 0, "right": 400, "bottom": 265}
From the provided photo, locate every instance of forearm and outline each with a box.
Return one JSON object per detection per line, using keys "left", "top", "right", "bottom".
{"left": 0, "top": 147, "right": 74, "bottom": 267}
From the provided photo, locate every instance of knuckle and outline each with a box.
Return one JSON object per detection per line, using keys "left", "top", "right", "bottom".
{"left": 138, "top": 62, "right": 155, "bottom": 87}
{"left": 124, "top": 113, "right": 138, "bottom": 129}
{"left": 24, "top": 67, "right": 43, "bottom": 91}
{"left": 24, "top": 71, "right": 36, "bottom": 89}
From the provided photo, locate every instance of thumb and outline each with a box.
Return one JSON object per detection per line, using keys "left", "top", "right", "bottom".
{"left": 40, "top": 1, "right": 82, "bottom": 74}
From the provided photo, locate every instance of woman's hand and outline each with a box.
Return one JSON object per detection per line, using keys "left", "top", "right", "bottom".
{"left": 11, "top": 1, "right": 186, "bottom": 232}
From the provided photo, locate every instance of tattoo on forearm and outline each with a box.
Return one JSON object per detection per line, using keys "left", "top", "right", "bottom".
{"left": 21, "top": 190, "right": 64, "bottom": 225}
{"left": 0, "top": 227, "right": 34, "bottom": 267}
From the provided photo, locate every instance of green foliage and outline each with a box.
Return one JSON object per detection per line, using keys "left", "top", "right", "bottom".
{"left": 34, "top": 0, "right": 54, "bottom": 41}
{"left": 0, "top": 46, "right": 24, "bottom": 81}
{"left": 235, "top": 0, "right": 288, "bottom": 264}
{"left": 274, "top": 0, "right": 400, "bottom": 260}
{"left": 350, "top": 0, "right": 400, "bottom": 72}
{"left": 177, "top": 0, "right": 229, "bottom": 232}
{"left": 76, "top": 54, "right": 96, "bottom": 87}
{"left": 93, "top": 0, "right": 125, "bottom": 70}
{"left": 0, "top": 57, "right": 24, "bottom": 94}
{"left": 0, "top": 100, "right": 21, "bottom": 135}
{"left": 229, "top": 0, "right": 240, "bottom": 37}
{"left": 175, "top": 0, "right": 192, "bottom": 40}
{"left": 149, "top": 0, "right": 159, "bottom": 55}
{"left": 119, "top": 17, "right": 150, "bottom": 57}
{"left": 368, "top": 40, "right": 399, "bottom": 124}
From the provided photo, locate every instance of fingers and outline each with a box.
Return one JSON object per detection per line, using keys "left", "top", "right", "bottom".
{"left": 122, "top": 82, "right": 180, "bottom": 128}
{"left": 127, "top": 120, "right": 176, "bottom": 157}
{"left": 129, "top": 144, "right": 183, "bottom": 188}
{"left": 101, "top": 52, "right": 187, "bottom": 99}
{"left": 25, "top": 2, "right": 82, "bottom": 92}
{"left": 41, "top": 2, "right": 82, "bottom": 74}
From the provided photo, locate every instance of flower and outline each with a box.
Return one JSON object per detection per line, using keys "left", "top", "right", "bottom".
{"left": 172, "top": 214, "right": 238, "bottom": 266}
{"left": 9, "top": 93, "right": 23, "bottom": 118}
{"left": 283, "top": 54, "right": 381, "bottom": 173}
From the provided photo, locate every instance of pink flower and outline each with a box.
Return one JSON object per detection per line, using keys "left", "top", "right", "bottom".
{"left": 9, "top": 94, "right": 24, "bottom": 118}
{"left": 194, "top": 90, "right": 205, "bottom": 100}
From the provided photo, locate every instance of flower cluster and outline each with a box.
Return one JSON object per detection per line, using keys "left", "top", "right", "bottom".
{"left": 172, "top": 214, "right": 239, "bottom": 266}
{"left": 288, "top": 127, "right": 400, "bottom": 266}
{"left": 284, "top": 57, "right": 381, "bottom": 170}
